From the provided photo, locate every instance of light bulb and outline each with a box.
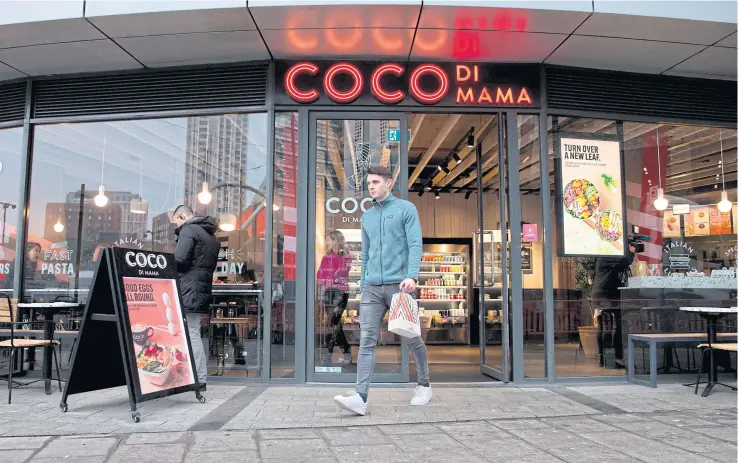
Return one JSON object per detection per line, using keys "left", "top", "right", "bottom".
{"left": 273, "top": 203, "right": 280, "bottom": 211}
{"left": 197, "top": 182, "right": 212, "bottom": 205}
{"left": 94, "top": 185, "right": 108, "bottom": 207}
{"left": 717, "top": 190, "right": 732, "bottom": 213}
{"left": 219, "top": 213, "right": 237, "bottom": 231}
{"left": 53, "top": 219, "right": 64, "bottom": 233}
{"left": 653, "top": 188, "right": 668, "bottom": 211}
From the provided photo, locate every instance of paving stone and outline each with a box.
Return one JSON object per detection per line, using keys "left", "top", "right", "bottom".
{"left": 330, "top": 444, "right": 412, "bottom": 463}
{"left": 457, "top": 435, "right": 548, "bottom": 459}
{"left": 184, "top": 450, "right": 260, "bottom": 463}
{"left": 402, "top": 449, "right": 489, "bottom": 463}
{"left": 542, "top": 417, "right": 621, "bottom": 433}
{"left": 391, "top": 433, "right": 471, "bottom": 453}
{"left": 124, "top": 432, "right": 186, "bottom": 444}
{"left": 0, "top": 436, "right": 50, "bottom": 450}
{"left": 656, "top": 431, "right": 738, "bottom": 454}
{"left": 188, "top": 431, "right": 256, "bottom": 452}
{"left": 545, "top": 445, "right": 642, "bottom": 463}
{"left": 701, "top": 452, "right": 738, "bottom": 463}
{"left": 31, "top": 458, "right": 106, "bottom": 463}
{"left": 320, "top": 427, "right": 390, "bottom": 446}
{"left": 108, "top": 443, "right": 186, "bottom": 463}
{"left": 488, "top": 418, "right": 553, "bottom": 430}
{"left": 0, "top": 449, "right": 34, "bottom": 461}
{"left": 258, "top": 428, "right": 322, "bottom": 440}
{"left": 505, "top": 428, "right": 595, "bottom": 450}
{"left": 691, "top": 426, "right": 738, "bottom": 443}
{"left": 259, "top": 438, "right": 333, "bottom": 460}
{"left": 379, "top": 424, "right": 444, "bottom": 436}
{"left": 33, "top": 437, "right": 120, "bottom": 458}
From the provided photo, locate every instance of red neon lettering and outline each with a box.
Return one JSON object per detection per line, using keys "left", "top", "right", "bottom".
{"left": 284, "top": 62, "right": 319, "bottom": 103}
{"left": 371, "top": 63, "right": 405, "bottom": 104}
{"left": 324, "top": 63, "right": 363, "bottom": 104}
{"left": 409, "top": 64, "right": 449, "bottom": 104}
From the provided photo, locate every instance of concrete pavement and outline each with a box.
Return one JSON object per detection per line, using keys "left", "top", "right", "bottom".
{"left": 0, "top": 381, "right": 735, "bottom": 462}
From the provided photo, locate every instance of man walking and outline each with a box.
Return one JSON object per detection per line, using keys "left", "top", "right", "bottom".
{"left": 334, "top": 166, "right": 431, "bottom": 416}
{"left": 172, "top": 205, "right": 220, "bottom": 390}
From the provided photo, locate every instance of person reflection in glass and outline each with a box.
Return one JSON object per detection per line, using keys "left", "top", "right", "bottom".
{"left": 317, "top": 230, "right": 353, "bottom": 365}
{"left": 592, "top": 245, "right": 635, "bottom": 369}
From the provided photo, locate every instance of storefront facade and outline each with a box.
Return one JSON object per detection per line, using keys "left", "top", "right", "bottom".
{"left": 0, "top": 2, "right": 736, "bottom": 384}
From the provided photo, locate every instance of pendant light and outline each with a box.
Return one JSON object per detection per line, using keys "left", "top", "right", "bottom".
{"left": 717, "top": 129, "right": 733, "bottom": 213}
{"left": 198, "top": 148, "right": 212, "bottom": 205}
{"left": 130, "top": 157, "right": 148, "bottom": 214}
{"left": 197, "top": 181, "right": 212, "bottom": 205}
{"left": 219, "top": 186, "right": 236, "bottom": 231}
{"left": 653, "top": 127, "right": 669, "bottom": 211}
{"left": 53, "top": 208, "right": 64, "bottom": 233}
{"left": 94, "top": 125, "right": 109, "bottom": 207}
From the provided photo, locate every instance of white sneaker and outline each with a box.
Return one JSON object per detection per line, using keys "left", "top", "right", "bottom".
{"left": 410, "top": 385, "right": 432, "bottom": 406}
{"left": 334, "top": 390, "right": 367, "bottom": 416}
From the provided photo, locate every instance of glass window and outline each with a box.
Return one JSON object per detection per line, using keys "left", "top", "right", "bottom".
{"left": 516, "top": 115, "right": 545, "bottom": 378}
{"left": 313, "top": 118, "right": 401, "bottom": 375}
{"left": 550, "top": 117, "right": 626, "bottom": 377}
{"left": 25, "top": 114, "right": 268, "bottom": 380}
{"left": 0, "top": 127, "right": 23, "bottom": 298}
{"left": 272, "top": 112, "right": 299, "bottom": 379}
{"left": 551, "top": 117, "right": 737, "bottom": 377}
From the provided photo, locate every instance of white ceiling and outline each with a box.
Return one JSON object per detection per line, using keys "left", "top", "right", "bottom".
{"left": 0, "top": 1, "right": 734, "bottom": 81}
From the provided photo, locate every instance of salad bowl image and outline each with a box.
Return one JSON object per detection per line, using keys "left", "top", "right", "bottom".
{"left": 136, "top": 342, "right": 174, "bottom": 386}
{"left": 563, "top": 179, "right": 600, "bottom": 220}
{"left": 594, "top": 209, "right": 623, "bottom": 242}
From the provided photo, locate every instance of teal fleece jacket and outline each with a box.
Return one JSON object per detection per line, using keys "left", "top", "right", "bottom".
{"left": 360, "top": 194, "right": 422, "bottom": 292}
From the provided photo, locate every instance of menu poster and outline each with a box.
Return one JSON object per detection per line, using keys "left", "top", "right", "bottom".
{"left": 113, "top": 249, "right": 199, "bottom": 401}
{"left": 709, "top": 206, "right": 731, "bottom": 235}
{"left": 123, "top": 277, "right": 194, "bottom": 396}
{"left": 663, "top": 211, "right": 680, "bottom": 238}
{"left": 556, "top": 136, "right": 625, "bottom": 257}
{"left": 734, "top": 204, "right": 738, "bottom": 233}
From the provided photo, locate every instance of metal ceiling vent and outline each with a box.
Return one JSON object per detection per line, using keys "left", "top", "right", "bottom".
{"left": 0, "top": 80, "right": 27, "bottom": 123}
{"left": 546, "top": 66, "right": 737, "bottom": 125}
{"left": 33, "top": 63, "right": 268, "bottom": 119}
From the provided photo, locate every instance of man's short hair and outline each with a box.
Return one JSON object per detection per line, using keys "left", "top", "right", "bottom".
{"left": 366, "top": 166, "right": 393, "bottom": 181}
{"left": 173, "top": 205, "right": 194, "bottom": 218}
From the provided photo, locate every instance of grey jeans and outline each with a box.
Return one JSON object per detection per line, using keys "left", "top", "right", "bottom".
{"left": 186, "top": 312, "right": 208, "bottom": 384}
{"left": 356, "top": 284, "right": 430, "bottom": 396}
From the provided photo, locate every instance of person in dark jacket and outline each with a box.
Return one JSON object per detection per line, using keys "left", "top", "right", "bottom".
{"left": 172, "top": 205, "right": 220, "bottom": 389}
{"left": 592, "top": 246, "right": 635, "bottom": 368}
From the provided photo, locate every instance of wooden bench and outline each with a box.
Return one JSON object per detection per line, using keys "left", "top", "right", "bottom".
{"left": 627, "top": 332, "right": 737, "bottom": 388}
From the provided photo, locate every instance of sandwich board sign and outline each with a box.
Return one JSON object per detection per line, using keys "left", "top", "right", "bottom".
{"left": 60, "top": 247, "right": 205, "bottom": 422}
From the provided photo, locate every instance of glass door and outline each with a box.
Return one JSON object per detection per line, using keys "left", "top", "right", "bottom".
{"left": 478, "top": 113, "right": 511, "bottom": 382}
{"left": 306, "top": 112, "right": 409, "bottom": 383}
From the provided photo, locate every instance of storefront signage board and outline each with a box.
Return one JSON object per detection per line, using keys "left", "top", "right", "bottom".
{"left": 276, "top": 61, "right": 540, "bottom": 108}
{"left": 60, "top": 247, "right": 204, "bottom": 422}
{"left": 554, "top": 133, "right": 627, "bottom": 257}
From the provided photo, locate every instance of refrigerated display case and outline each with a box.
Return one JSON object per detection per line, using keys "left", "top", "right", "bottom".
{"left": 415, "top": 243, "right": 470, "bottom": 345}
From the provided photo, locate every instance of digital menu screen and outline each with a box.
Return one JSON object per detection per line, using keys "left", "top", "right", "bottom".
{"left": 558, "top": 137, "right": 625, "bottom": 256}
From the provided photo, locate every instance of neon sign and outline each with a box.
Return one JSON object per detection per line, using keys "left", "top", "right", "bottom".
{"left": 281, "top": 61, "right": 536, "bottom": 107}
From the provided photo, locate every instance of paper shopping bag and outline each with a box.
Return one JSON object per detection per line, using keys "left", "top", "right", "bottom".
{"left": 388, "top": 292, "right": 421, "bottom": 338}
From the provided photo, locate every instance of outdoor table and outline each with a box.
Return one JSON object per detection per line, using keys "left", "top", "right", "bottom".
{"left": 17, "top": 302, "right": 83, "bottom": 394}
{"left": 679, "top": 306, "right": 738, "bottom": 397}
